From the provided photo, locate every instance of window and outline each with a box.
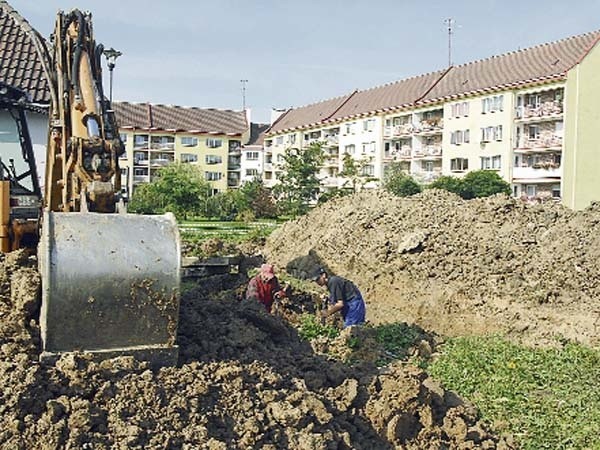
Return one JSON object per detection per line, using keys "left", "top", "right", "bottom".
{"left": 450, "top": 158, "right": 469, "bottom": 171}
{"left": 246, "top": 151, "right": 259, "bottom": 161}
{"left": 552, "top": 184, "right": 561, "bottom": 198}
{"left": 362, "top": 142, "right": 376, "bottom": 153}
{"left": 481, "top": 127, "right": 493, "bottom": 142}
{"left": 276, "top": 136, "right": 284, "bottom": 145}
{"left": 526, "top": 185, "right": 537, "bottom": 197}
{"left": 526, "top": 94, "right": 541, "bottom": 108}
{"left": 494, "top": 125, "right": 503, "bottom": 141}
{"left": 133, "top": 134, "right": 149, "bottom": 148}
{"left": 482, "top": 95, "right": 504, "bottom": 113}
{"left": 205, "top": 155, "right": 222, "bottom": 164}
{"left": 245, "top": 168, "right": 259, "bottom": 176}
{"left": 207, "top": 138, "right": 223, "bottom": 148}
{"left": 181, "top": 153, "right": 198, "bottom": 163}
{"left": 528, "top": 125, "right": 540, "bottom": 140}
{"left": 289, "top": 134, "right": 296, "bottom": 145}
{"left": 481, "top": 155, "right": 501, "bottom": 170}
{"left": 181, "top": 136, "right": 198, "bottom": 147}
{"left": 344, "top": 144, "right": 355, "bottom": 155}
{"left": 451, "top": 129, "right": 470, "bottom": 145}
{"left": 134, "top": 168, "right": 148, "bottom": 176}
{"left": 424, "top": 161, "right": 434, "bottom": 172}
{"left": 119, "top": 133, "right": 128, "bottom": 143}
{"left": 151, "top": 135, "right": 175, "bottom": 149}
{"left": 363, "top": 118, "right": 376, "bottom": 131}
{"left": 361, "top": 164, "right": 375, "bottom": 176}
{"left": 345, "top": 122, "right": 356, "bottom": 134}
{"left": 205, "top": 171, "right": 222, "bottom": 181}
{"left": 451, "top": 102, "right": 469, "bottom": 117}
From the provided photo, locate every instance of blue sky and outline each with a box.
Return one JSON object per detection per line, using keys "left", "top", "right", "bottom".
{"left": 8, "top": 0, "right": 600, "bottom": 123}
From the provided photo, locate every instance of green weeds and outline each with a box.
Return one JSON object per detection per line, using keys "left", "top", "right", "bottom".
{"left": 427, "top": 335, "right": 600, "bottom": 450}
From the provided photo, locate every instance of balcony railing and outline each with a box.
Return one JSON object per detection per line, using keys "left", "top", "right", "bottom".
{"left": 414, "top": 118, "right": 443, "bottom": 133}
{"left": 134, "top": 159, "right": 148, "bottom": 166}
{"left": 516, "top": 101, "right": 563, "bottom": 119}
{"left": 150, "top": 142, "right": 175, "bottom": 150}
{"left": 413, "top": 145, "right": 442, "bottom": 157}
{"left": 323, "top": 135, "right": 339, "bottom": 146}
{"left": 150, "top": 158, "right": 173, "bottom": 167}
{"left": 513, "top": 165, "right": 561, "bottom": 179}
{"left": 133, "top": 175, "right": 147, "bottom": 183}
{"left": 517, "top": 134, "right": 563, "bottom": 149}
{"left": 412, "top": 170, "right": 442, "bottom": 184}
{"left": 384, "top": 124, "right": 413, "bottom": 137}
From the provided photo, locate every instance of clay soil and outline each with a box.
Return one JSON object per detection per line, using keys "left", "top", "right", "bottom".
{"left": 266, "top": 190, "right": 600, "bottom": 347}
{"left": 0, "top": 246, "right": 513, "bottom": 449}
{"left": 4, "top": 189, "right": 599, "bottom": 449}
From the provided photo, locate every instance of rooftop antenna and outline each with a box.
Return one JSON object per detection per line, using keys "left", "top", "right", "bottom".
{"left": 444, "top": 18, "right": 455, "bottom": 67}
{"left": 240, "top": 79, "right": 248, "bottom": 111}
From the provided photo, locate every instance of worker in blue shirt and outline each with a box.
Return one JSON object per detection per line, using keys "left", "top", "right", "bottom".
{"left": 311, "top": 267, "right": 366, "bottom": 327}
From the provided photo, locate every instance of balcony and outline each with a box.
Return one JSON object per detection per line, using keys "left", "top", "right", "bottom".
{"left": 150, "top": 157, "right": 173, "bottom": 167}
{"left": 412, "top": 170, "right": 442, "bottom": 184}
{"left": 323, "top": 157, "right": 339, "bottom": 167}
{"left": 513, "top": 164, "right": 561, "bottom": 180}
{"left": 413, "top": 145, "right": 442, "bottom": 158}
{"left": 515, "top": 101, "right": 563, "bottom": 121}
{"left": 515, "top": 133, "right": 562, "bottom": 151}
{"left": 414, "top": 117, "right": 443, "bottom": 135}
{"left": 133, "top": 142, "right": 149, "bottom": 150}
{"left": 134, "top": 159, "right": 148, "bottom": 166}
{"left": 384, "top": 123, "right": 413, "bottom": 137}
{"left": 323, "top": 135, "right": 339, "bottom": 146}
{"left": 133, "top": 175, "right": 147, "bottom": 183}
{"left": 228, "top": 176, "right": 241, "bottom": 187}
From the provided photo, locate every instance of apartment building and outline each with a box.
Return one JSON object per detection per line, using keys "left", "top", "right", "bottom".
{"left": 241, "top": 123, "right": 269, "bottom": 184}
{"left": 265, "top": 30, "right": 600, "bottom": 210}
{"left": 112, "top": 102, "right": 249, "bottom": 196}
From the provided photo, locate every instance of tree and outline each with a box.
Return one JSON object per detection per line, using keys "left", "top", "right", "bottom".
{"left": 383, "top": 162, "right": 422, "bottom": 197}
{"left": 461, "top": 170, "right": 511, "bottom": 199}
{"left": 238, "top": 178, "right": 278, "bottom": 218}
{"left": 428, "top": 175, "right": 465, "bottom": 196}
{"left": 128, "top": 163, "right": 212, "bottom": 220}
{"left": 339, "top": 153, "right": 376, "bottom": 192}
{"left": 273, "top": 143, "right": 324, "bottom": 217}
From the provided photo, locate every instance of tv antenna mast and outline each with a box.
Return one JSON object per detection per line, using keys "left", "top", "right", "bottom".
{"left": 240, "top": 79, "right": 248, "bottom": 111}
{"left": 444, "top": 18, "right": 455, "bottom": 67}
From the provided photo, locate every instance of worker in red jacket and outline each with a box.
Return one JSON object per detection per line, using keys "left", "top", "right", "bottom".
{"left": 246, "top": 264, "right": 288, "bottom": 313}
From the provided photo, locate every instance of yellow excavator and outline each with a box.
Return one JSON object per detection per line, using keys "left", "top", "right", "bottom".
{"left": 2, "top": 9, "right": 181, "bottom": 367}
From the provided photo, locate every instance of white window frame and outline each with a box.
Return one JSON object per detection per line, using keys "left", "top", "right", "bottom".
{"left": 450, "top": 157, "right": 468, "bottom": 171}
{"left": 206, "top": 138, "right": 223, "bottom": 148}
{"left": 246, "top": 151, "right": 259, "bottom": 161}
{"left": 204, "top": 171, "right": 223, "bottom": 181}
{"left": 205, "top": 155, "right": 223, "bottom": 165}
{"left": 181, "top": 153, "right": 198, "bottom": 163}
{"left": 181, "top": 136, "right": 198, "bottom": 147}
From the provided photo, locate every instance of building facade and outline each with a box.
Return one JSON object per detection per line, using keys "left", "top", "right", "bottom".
{"left": 265, "top": 30, "right": 600, "bottom": 210}
{"left": 112, "top": 102, "right": 250, "bottom": 197}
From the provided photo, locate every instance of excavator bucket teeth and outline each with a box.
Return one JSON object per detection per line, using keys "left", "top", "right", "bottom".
{"left": 38, "top": 211, "right": 181, "bottom": 367}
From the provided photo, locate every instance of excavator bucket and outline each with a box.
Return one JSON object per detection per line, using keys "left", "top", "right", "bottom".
{"left": 38, "top": 211, "right": 181, "bottom": 367}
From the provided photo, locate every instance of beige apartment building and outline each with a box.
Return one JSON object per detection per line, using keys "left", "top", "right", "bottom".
{"left": 265, "top": 30, "right": 600, "bottom": 210}
{"left": 113, "top": 102, "right": 249, "bottom": 196}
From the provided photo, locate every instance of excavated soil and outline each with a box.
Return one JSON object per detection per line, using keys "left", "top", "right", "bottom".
{"left": 0, "top": 250, "right": 514, "bottom": 449}
{"left": 265, "top": 189, "right": 600, "bottom": 347}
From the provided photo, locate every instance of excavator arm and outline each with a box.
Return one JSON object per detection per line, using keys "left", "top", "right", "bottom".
{"left": 37, "top": 10, "right": 181, "bottom": 367}
{"left": 45, "top": 9, "right": 124, "bottom": 213}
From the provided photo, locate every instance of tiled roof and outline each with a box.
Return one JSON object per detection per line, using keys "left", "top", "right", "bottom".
{"left": 419, "top": 30, "right": 600, "bottom": 103}
{"left": 0, "top": 1, "right": 50, "bottom": 104}
{"left": 268, "top": 93, "right": 356, "bottom": 134}
{"left": 113, "top": 102, "right": 248, "bottom": 136}
{"left": 246, "top": 123, "right": 269, "bottom": 146}
{"left": 328, "top": 70, "right": 448, "bottom": 121}
{"left": 266, "top": 29, "right": 600, "bottom": 135}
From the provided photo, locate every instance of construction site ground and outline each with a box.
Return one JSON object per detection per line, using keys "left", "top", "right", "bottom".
{"left": 2, "top": 189, "right": 599, "bottom": 449}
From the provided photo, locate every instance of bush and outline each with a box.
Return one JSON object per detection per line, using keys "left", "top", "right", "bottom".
{"left": 298, "top": 314, "right": 340, "bottom": 340}
{"left": 428, "top": 175, "right": 465, "bottom": 196}
{"left": 461, "top": 170, "right": 511, "bottom": 199}
{"left": 383, "top": 162, "right": 422, "bottom": 197}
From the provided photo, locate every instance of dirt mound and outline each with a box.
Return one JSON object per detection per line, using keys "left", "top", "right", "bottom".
{"left": 0, "top": 253, "right": 512, "bottom": 449}
{"left": 265, "top": 190, "right": 600, "bottom": 346}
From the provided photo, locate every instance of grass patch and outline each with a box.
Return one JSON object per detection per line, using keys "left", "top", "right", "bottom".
{"left": 427, "top": 335, "right": 600, "bottom": 449}
{"left": 298, "top": 314, "right": 340, "bottom": 340}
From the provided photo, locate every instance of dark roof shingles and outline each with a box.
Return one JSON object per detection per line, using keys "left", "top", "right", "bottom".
{"left": 0, "top": 1, "right": 50, "bottom": 104}
{"left": 113, "top": 101, "right": 248, "bottom": 135}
